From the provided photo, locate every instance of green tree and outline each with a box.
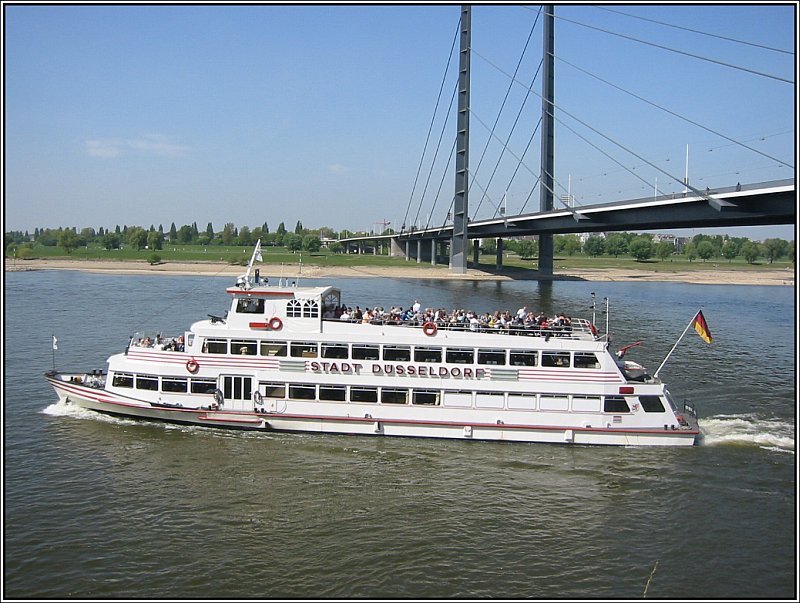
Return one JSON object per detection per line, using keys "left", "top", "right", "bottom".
{"left": 683, "top": 242, "right": 697, "bottom": 262}
{"left": 517, "top": 239, "right": 537, "bottom": 259}
{"left": 605, "top": 234, "right": 628, "bottom": 258}
{"left": 628, "top": 237, "right": 653, "bottom": 261}
{"left": 328, "top": 241, "right": 343, "bottom": 254}
{"left": 59, "top": 229, "right": 81, "bottom": 254}
{"left": 302, "top": 235, "right": 322, "bottom": 252}
{"left": 721, "top": 243, "right": 739, "bottom": 262}
{"left": 100, "top": 232, "right": 122, "bottom": 250}
{"left": 206, "top": 222, "right": 215, "bottom": 240}
{"left": 741, "top": 241, "right": 759, "bottom": 264}
{"left": 147, "top": 230, "right": 163, "bottom": 251}
{"left": 583, "top": 236, "right": 605, "bottom": 257}
{"left": 697, "top": 240, "right": 715, "bottom": 262}
{"left": 127, "top": 227, "right": 148, "bottom": 251}
{"left": 237, "top": 226, "right": 253, "bottom": 246}
{"left": 177, "top": 225, "right": 194, "bottom": 244}
{"left": 294, "top": 220, "right": 304, "bottom": 234}
{"left": 222, "top": 223, "right": 236, "bottom": 246}
{"left": 655, "top": 241, "right": 674, "bottom": 261}
{"left": 276, "top": 222, "right": 287, "bottom": 236}
{"left": 169, "top": 222, "right": 178, "bottom": 242}
{"left": 762, "top": 238, "right": 789, "bottom": 264}
{"left": 285, "top": 233, "right": 302, "bottom": 252}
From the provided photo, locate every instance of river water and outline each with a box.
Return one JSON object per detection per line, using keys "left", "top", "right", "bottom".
{"left": 3, "top": 270, "right": 795, "bottom": 599}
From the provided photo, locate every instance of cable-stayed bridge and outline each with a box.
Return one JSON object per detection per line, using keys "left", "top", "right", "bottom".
{"left": 345, "top": 5, "right": 794, "bottom": 273}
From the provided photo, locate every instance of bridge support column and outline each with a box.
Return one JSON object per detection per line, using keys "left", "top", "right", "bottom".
{"left": 538, "top": 4, "right": 555, "bottom": 276}
{"left": 496, "top": 238, "right": 504, "bottom": 271}
{"left": 405, "top": 240, "right": 410, "bottom": 261}
{"left": 431, "top": 240, "right": 437, "bottom": 266}
{"left": 417, "top": 240, "right": 422, "bottom": 264}
{"left": 473, "top": 239, "right": 480, "bottom": 266}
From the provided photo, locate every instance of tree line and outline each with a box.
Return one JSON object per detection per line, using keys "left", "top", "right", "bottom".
{"left": 4, "top": 221, "right": 795, "bottom": 265}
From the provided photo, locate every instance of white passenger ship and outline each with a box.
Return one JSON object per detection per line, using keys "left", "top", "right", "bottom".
{"left": 46, "top": 244, "right": 700, "bottom": 446}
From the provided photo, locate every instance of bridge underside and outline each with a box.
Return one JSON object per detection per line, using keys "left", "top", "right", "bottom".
{"left": 341, "top": 180, "right": 795, "bottom": 269}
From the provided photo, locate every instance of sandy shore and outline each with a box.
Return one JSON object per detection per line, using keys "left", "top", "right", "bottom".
{"left": 5, "top": 258, "right": 794, "bottom": 286}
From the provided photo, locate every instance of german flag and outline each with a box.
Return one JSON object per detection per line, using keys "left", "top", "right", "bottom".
{"left": 692, "top": 310, "right": 713, "bottom": 344}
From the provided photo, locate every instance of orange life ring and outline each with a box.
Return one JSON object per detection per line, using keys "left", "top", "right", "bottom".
{"left": 269, "top": 316, "right": 283, "bottom": 330}
{"left": 186, "top": 359, "right": 199, "bottom": 374}
{"left": 423, "top": 322, "right": 438, "bottom": 336}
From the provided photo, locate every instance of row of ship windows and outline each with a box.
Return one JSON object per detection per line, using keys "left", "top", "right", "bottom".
{"left": 236, "top": 298, "right": 319, "bottom": 318}
{"left": 110, "top": 372, "right": 666, "bottom": 413}
{"left": 200, "top": 338, "right": 601, "bottom": 369}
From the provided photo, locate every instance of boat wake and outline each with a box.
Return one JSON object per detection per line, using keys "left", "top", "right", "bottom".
{"left": 699, "top": 414, "right": 795, "bottom": 453}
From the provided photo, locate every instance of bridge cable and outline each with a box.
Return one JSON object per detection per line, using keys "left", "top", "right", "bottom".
{"left": 594, "top": 6, "right": 795, "bottom": 56}
{"left": 401, "top": 18, "right": 460, "bottom": 232}
{"left": 467, "top": 7, "right": 542, "bottom": 220}
{"left": 547, "top": 12, "right": 793, "bottom": 84}
{"left": 471, "top": 56, "right": 544, "bottom": 219}
{"left": 411, "top": 80, "right": 459, "bottom": 231}
{"left": 555, "top": 54, "right": 793, "bottom": 169}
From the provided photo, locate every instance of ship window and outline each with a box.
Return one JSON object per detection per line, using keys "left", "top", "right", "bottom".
{"left": 262, "top": 383, "right": 286, "bottom": 398}
{"left": 604, "top": 396, "right": 630, "bottom": 413}
{"left": 162, "top": 378, "right": 188, "bottom": 393}
{"left": 319, "top": 385, "right": 346, "bottom": 402}
{"left": 477, "top": 349, "right": 506, "bottom": 365}
{"left": 572, "top": 395, "right": 602, "bottom": 412}
{"left": 443, "top": 391, "right": 473, "bottom": 407}
{"left": 112, "top": 372, "right": 134, "bottom": 388}
{"left": 510, "top": 351, "right": 538, "bottom": 367}
{"left": 639, "top": 396, "right": 665, "bottom": 413}
{"left": 302, "top": 300, "right": 320, "bottom": 318}
{"left": 350, "top": 387, "right": 378, "bottom": 403}
{"left": 541, "top": 352, "right": 570, "bottom": 368}
{"left": 289, "top": 384, "right": 316, "bottom": 400}
{"left": 321, "top": 344, "right": 349, "bottom": 359}
{"left": 236, "top": 298, "right": 265, "bottom": 314}
{"left": 476, "top": 393, "right": 505, "bottom": 408}
{"left": 260, "top": 341, "right": 288, "bottom": 357}
{"left": 383, "top": 346, "right": 411, "bottom": 362}
{"left": 204, "top": 338, "right": 228, "bottom": 355}
{"left": 540, "top": 395, "right": 569, "bottom": 411}
{"left": 190, "top": 378, "right": 217, "bottom": 394}
{"left": 414, "top": 346, "right": 442, "bottom": 363}
{"left": 381, "top": 388, "right": 408, "bottom": 405}
{"left": 287, "top": 299, "right": 303, "bottom": 317}
{"left": 232, "top": 339, "right": 257, "bottom": 356}
{"left": 352, "top": 344, "right": 380, "bottom": 360}
{"left": 446, "top": 348, "right": 474, "bottom": 364}
{"left": 136, "top": 375, "right": 159, "bottom": 391}
{"left": 574, "top": 353, "right": 600, "bottom": 369}
{"left": 412, "top": 390, "right": 440, "bottom": 406}
{"left": 290, "top": 342, "right": 318, "bottom": 358}
{"left": 508, "top": 394, "right": 537, "bottom": 410}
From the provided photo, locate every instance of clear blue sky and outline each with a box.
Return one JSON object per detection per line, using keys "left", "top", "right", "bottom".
{"left": 4, "top": 2, "right": 796, "bottom": 241}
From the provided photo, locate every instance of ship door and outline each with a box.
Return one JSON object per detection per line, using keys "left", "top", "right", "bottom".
{"left": 219, "top": 375, "right": 253, "bottom": 411}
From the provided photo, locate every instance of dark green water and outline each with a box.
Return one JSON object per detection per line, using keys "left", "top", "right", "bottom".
{"left": 4, "top": 271, "right": 795, "bottom": 599}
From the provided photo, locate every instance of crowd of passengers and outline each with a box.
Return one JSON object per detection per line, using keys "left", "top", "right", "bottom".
{"left": 324, "top": 301, "right": 574, "bottom": 333}
{"left": 132, "top": 334, "right": 185, "bottom": 351}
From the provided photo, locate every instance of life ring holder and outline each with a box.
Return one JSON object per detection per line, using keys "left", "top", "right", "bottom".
{"left": 186, "top": 358, "right": 200, "bottom": 374}
{"left": 269, "top": 316, "right": 283, "bottom": 330}
{"left": 253, "top": 390, "right": 263, "bottom": 406}
{"left": 422, "top": 322, "right": 438, "bottom": 336}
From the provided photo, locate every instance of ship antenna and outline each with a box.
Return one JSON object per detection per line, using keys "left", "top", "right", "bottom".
{"left": 242, "top": 239, "right": 263, "bottom": 287}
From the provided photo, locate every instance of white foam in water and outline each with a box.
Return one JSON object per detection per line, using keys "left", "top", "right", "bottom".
{"left": 699, "top": 414, "right": 795, "bottom": 453}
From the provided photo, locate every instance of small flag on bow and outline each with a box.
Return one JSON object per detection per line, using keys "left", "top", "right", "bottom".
{"left": 691, "top": 310, "right": 713, "bottom": 344}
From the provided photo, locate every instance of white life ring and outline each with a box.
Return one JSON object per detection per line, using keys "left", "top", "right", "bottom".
{"left": 186, "top": 359, "right": 200, "bottom": 373}
{"left": 269, "top": 316, "right": 283, "bottom": 330}
{"left": 423, "top": 322, "right": 438, "bottom": 336}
